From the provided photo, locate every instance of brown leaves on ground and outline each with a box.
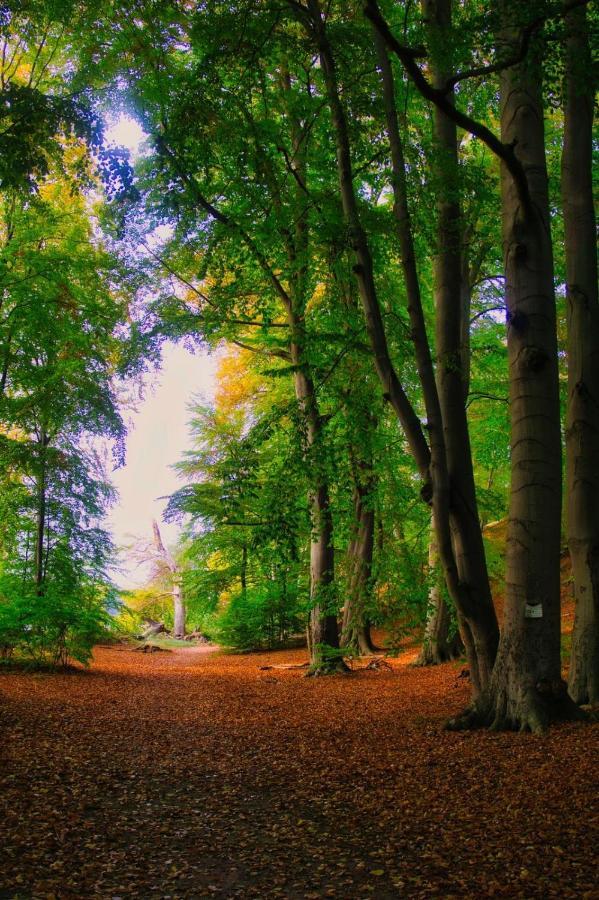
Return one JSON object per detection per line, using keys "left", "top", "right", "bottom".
{"left": 0, "top": 645, "right": 597, "bottom": 899}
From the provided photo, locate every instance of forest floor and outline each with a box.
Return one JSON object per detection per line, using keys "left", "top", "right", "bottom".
{"left": 0, "top": 643, "right": 597, "bottom": 899}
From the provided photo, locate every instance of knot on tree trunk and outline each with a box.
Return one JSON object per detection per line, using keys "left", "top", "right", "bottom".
{"left": 520, "top": 344, "right": 549, "bottom": 372}
{"left": 506, "top": 309, "right": 528, "bottom": 332}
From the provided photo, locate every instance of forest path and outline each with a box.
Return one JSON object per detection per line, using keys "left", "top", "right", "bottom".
{"left": 0, "top": 645, "right": 597, "bottom": 899}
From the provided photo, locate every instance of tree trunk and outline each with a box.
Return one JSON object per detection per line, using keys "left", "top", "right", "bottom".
{"left": 34, "top": 430, "right": 49, "bottom": 596}
{"left": 414, "top": 515, "right": 464, "bottom": 666}
{"left": 280, "top": 67, "right": 344, "bottom": 673}
{"left": 292, "top": 360, "right": 344, "bottom": 673}
{"left": 172, "top": 581, "right": 186, "bottom": 640}
{"left": 562, "top": 4, "right": 599, "bottom": 706}
{"left": 152, "top": 519, "right": 186, "bottom": 639}
{"left": 341, "top": 463, "right": 377, "bottom": 656}
{"left": 455, "top": 13, "right": 580, "bottom": 731}
{"left": 240, "top": 543, "right": 247, "bottom": 602}
{"left": 420, "top": 0, "right": 498, "bottom": 690}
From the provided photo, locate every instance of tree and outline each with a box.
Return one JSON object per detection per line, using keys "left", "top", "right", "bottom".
{"left": 0, "top": 169, "right": 127, "bottom": 666}
{"left": 561, "top": 3, "right": 599, "bottom": 705}
{"left": 152, "top": 520, "right": 185, "bottom": 639}
{"left": 167, "top": 379, "right": 307, "bottom": 651}
{"left": 291, "top": 0, "right": 499, "bottom": 694}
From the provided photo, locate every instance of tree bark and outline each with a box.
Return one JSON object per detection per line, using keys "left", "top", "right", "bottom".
{"left": 420, "top": 0, "right": 499, "bottom": 688}
{"left": 414, "top": 514, "right": 464, "bottom": 666}
{"left": 292, "top": 358, "right": 344, "bottom": 672}
{"left": 280, "top": 65, "right": 345, "bottom": 672}
{"left": 152, "top": 519, "right": 186, "bottom": 639}
{"left": 341, "top": 458, "right": 377, "bottom": 656}
{"left": 240, "top": 543, "right": 247, "bottom": 602}
{"left": 454, "top": 11, "right": 580, "bottom": 730}
{"left": 561, "top": 4, "right": 599, "bottom": 706}
{"left": 34, "top": 429, "right": 49, "bottom": 595}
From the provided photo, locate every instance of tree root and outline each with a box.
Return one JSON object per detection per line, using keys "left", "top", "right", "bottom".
{"left": 305, "top": 658, "right": 351, "bottom": 677}
{"left": 446, "top": 680, "right": 588, "bottom": 733}
{"left": 412, "top": 633, "right": 464, "bottom": 668}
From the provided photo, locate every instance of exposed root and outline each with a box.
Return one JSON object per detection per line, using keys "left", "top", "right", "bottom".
{"left": 446, "top": 679, "right": 588, "bottom": 733}
{"left": 445, "top": 705, "right": 481, "bottom": 732}
{"left": 305, "top": 658, "right": 351, "bottom": 677}
{"left": 412, "top": 633, "right": 464, "bottom": 668}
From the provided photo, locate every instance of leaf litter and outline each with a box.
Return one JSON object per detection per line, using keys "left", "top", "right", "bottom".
{"left": 0, "top": 643, "right": 597, "bottom": 898}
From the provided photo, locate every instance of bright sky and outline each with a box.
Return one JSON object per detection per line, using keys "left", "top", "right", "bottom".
{"left": 107, "top": 343, "right": 216, "bottom": 588}
{"left": 106, "top": 114, "right": 146, "bottom": 154}
{"left": 103, "top": 116, "right": 217, "bottom": 589}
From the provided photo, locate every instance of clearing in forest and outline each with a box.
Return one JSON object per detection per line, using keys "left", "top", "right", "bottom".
{"left": 0, "top": 645, "right": 597, "bottom": 899}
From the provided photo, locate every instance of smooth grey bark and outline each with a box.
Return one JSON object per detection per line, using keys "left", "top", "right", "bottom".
{"left": 292, "top": 355, "right": 343, "bottom": 671}
{"left": 280, "top": 68, "right": 344, "bottom": 671}
{"left": 562, "top": 4, "right": 599, "bottom": 706}
{"left": 240, "top": 543, "right": 247, "bottom": 602}
{"left": 341, "top": 456, "right": 377, "bottom": 656}
{"left": 152, "top": 519, "right": 185, "bottom": 639}
{"left": 414, "top": 515, "right": 464, "bottom": 666}
{"left": 34, "top": 429, "right": 49, "bottom": 595}
{"left": 420, "top": 0, "right": 498, "bottom": 687}
{"left": 456, "top": 12, "right": 580, "bottom": 731}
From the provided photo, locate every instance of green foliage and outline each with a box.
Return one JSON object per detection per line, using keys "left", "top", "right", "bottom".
{"left": 8, "top": 0, "right": 578, "bottom": 669}
{"left": 214, "top": 583, "right": 305, "bottom": 652}
{"left": 0, "top": 568, "right": 114, "bottom": 667}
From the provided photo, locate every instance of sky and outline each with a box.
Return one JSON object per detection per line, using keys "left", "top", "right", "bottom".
{"left": 103, "top": 115, "right": 217, "bottom": 588}
{"left": 107, "top": 344, "right": 216, "bottom": 588}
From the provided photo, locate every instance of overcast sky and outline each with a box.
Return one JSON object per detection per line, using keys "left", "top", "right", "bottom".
{"left": 104, "top": 117, "right": 216, "bottom": 588}
{"left": 106, "top": 343, "right": 216, "bottom": 588}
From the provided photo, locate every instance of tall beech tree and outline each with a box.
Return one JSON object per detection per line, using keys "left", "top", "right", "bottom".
{"left": 368, "top": 0, "right": 590, "bottom": 728}
{"left": 292, "top": 0, "right": 499, "bottom": 695}
{"left": 561, "top": 3, "right": 599, "bottom": 705}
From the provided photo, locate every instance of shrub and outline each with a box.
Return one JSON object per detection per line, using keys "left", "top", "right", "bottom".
{"left": 0, "top": 574, "right": 113, "bottom": 668}
{"left": 214, "top": 583, "right": 305, "bottom": 651}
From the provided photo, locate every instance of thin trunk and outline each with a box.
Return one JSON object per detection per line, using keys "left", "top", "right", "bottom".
{"left": 34, "top": 430, "right": 48, "bottom": 595}
{"left": 292, "top": 359, "right": 342, "bottom": 671}
{"left": 152, "top": 519, "right": 186, "bottom": 639}
{"left": 562, "top": 4, "right": 599, "bottom": 706}
{"left": 240, "top": 543, "right": 248, "bottom": 602}
{"left": 172, "top": 581, "right": 185, "bottom": 641}
{"left": 414, "top": 515, "right": 464, "bottom": 666}
{"left": 458, "top": 12, "right": 580, "bottom": 731}
{"left": 281, "top": 64, "right": 344, "bottom": 671}
{"left": 341, "top": 461, "right": 377, "bottom": 656}
{"left": 420, "top": 0, "right": 499, "bottom": 689}
{"left": 0, "top": 330, "right": 11, "bottom": 396}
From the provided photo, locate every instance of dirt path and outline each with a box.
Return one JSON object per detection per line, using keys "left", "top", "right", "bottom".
{"left": 0, "top": 645, "right": 597, "bottom": 899}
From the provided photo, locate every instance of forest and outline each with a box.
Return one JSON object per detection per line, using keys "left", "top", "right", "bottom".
{"left": 0, "top": 1, "right": 597, "bottom": 897}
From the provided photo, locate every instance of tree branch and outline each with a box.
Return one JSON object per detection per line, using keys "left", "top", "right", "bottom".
{"left": 157, "top": 139, "right": 294, "bottom": 315}
{"left": 363, "top": 0, "right": 532, "bottom": 212}
{"left": 445, "top": 0, "right": 592, "bottom": 90}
